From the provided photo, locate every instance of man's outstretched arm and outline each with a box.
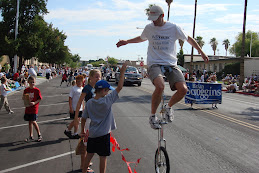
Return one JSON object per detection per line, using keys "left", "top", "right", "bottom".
{"left": 187, "top": 36, "right": 209, "bottom": 63}
{"left": 116, "top": 36, "right": 145, "bottom": 47}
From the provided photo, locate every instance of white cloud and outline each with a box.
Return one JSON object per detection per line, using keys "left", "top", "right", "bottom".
{"left": 45, "top": 8, "right": 140, "bottom": 22}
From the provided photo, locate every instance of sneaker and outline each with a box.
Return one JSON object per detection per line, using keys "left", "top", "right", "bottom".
{"left": 8, "top": 110, "right": 14, "bottom": 114}
{"left": 164, "top": 105, "right": 174, "bottom": 122}
{"left": 149, "top": 115, "right": 161, "bottom": 129}
{"left": 37, "top": 135, "right": 43, "bottom": 142}
{"left": 64, "top": 130, "right": 73, "bottom": 139}
{"left": 72, "top": 134, "right": 81, "bottom": 139}
{"left": 25, "top": 136, "right": 34, "bottom": 142}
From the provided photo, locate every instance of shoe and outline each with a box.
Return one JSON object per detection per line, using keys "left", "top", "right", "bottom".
{"left": 164, "top": 105, "right": 174, "bottom": 122}
{"left": 149, "top": 115, "right": 161, "bottom": 129}
{"left": 37, "top": 135, "right": 43, "bottom": 142}
{"left": 64, "top": 130, "right": 73, "bottom": 139}
{"left": 8, "top": 111, "right": 14, "bottom": 114}
{"left": 25, "top": 136, "right": 34, "bottom": 142}
{"left": 72, "top": 134, "right": 81, "bottom": 139}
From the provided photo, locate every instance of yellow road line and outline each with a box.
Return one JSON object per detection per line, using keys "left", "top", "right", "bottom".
{"left": 178, "top": 101, "right": 259, "bottom": 131}
{"left": 137, "top": 87, "right": 259, "bottom": 131}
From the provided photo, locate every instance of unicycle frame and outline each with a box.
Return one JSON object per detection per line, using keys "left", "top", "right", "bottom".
{"left": 155, "top": 91, "right": 170, "bottom": 173}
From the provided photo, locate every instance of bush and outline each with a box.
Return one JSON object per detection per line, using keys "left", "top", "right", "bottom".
{"left": 223, "top": 62, "right": 240, "bottom": 75}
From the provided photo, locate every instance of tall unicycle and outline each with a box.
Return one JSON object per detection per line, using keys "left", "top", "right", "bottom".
{"left": 154, "top": 91, "right": 171, "bottom": 173}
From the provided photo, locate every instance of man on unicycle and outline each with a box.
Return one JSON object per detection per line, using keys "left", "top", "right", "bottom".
{"left": 116, "top": 5, "right": 208, "bottom": 129}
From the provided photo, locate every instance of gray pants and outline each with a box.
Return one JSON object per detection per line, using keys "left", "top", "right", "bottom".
{"left": 0, "top": 95, "right": 11, "bottom": 112}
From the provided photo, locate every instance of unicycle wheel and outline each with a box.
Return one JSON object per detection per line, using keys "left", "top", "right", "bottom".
{"left": 155, "top": 146, "right": 170, "bottom": 173}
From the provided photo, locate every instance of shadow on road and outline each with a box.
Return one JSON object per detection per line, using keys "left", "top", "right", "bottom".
{"left": 8, "top": 137, "right": 69, "bottom": 151}
{"left": 239, "top": 107, "right": 259, "bottom": 121}
{"left": 67, "top": 169, "right": 83, "bottom": 173}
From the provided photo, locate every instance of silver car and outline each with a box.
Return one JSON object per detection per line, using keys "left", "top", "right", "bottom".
{"left": 115, "top": 66, "right": 142, "bottom": 86}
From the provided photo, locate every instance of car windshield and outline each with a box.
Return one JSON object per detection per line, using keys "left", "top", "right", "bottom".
{"left": 126, "top": 67, "right": 138, "bottom": 73}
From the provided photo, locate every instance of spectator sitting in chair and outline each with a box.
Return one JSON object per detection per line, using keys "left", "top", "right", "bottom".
{"left": 226, "top": 80, "right": 238, "bottom": 93}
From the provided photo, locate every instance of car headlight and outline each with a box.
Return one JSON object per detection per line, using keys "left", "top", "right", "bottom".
{"left": 125, "top": 77, "right": 128, "bottom": 79}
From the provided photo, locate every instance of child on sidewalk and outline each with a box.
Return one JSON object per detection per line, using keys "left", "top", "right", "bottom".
{"left": 81, "top": 63, "right": 127, "bottom": 173}
{"left": 64, "top": 75, "right": 84, "bottom": 139}
{"left": 0, "top": 76, "right": 14, "bottom": 114}
{"left": 22, "top": 76, "right": 42, "bottom": 142}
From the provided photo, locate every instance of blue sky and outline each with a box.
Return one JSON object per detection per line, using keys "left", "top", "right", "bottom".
{"left": 44, "top": 0, "right": 259, "bottom": 62}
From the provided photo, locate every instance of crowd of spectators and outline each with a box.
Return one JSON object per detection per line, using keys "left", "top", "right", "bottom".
{"left": 183, "top": 69, "right": 259, "bottom": 94}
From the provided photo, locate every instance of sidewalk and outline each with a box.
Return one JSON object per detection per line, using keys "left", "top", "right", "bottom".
{"left": 7, "top": 77, "right": 48, "bottom": 96}
{"left": 222, "top": 85, "right": 259, "bottom": 97}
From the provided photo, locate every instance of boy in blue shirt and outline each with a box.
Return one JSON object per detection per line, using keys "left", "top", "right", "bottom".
{"left": 81, "top": 63, "right": 127, "bottom": 173}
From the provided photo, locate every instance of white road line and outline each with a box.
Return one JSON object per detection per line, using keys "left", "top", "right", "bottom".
{"left": 0, "top": 151, "right": 75, "bottom": 173}
{"left": 12, "top": 102, "right": 67, "bottom": 110}
{"left": 0, "top": 117, "right": 69, "bottom": 130}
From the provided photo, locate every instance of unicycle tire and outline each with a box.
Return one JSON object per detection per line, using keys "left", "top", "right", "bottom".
{"left": 155, "top": 146, "right": 170, "bottom": 173}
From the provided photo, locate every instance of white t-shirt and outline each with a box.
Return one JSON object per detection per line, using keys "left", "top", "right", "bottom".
{"left": 141, "top": 22, "right": 188, "bottom": 67}
{"left": 46, "top": 69, "right": 51, "bottom": 74}
{"left": 1, "top": 84, "right": 8, "bottom": 97}
{"left": 69, "top": 86, "right": 83, "bottom": 111}
{"left": 28, "top": 68, "right": 37, "bottom": 77}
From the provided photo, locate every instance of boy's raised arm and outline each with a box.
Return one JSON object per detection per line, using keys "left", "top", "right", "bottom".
{"left": 116, "top": 63, "right": 127, "bottom": 93}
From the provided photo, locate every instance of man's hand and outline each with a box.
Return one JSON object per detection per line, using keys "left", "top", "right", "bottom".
{"left": 116, "top": 40, "right": 128, "bottom": 48}
{"left": 69, "top": 109, "right": 74, "bottom": 114}
{"left": 200, "top": 51, "right": 209, "bottom": 63}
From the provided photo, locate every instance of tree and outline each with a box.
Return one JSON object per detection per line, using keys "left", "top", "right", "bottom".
{"left": 108, "top": 57, "right": 118, "bottom": 66}
{"left": 0, "top": 0, "right": 48, "bottom": 63}
{"left": 229, "top": 31, "right": 259, "bottom": 57}
{"left": 37, "top": 23, "right": 69, "bottom": 64}
{"left": 195, "top": 36, "right": 205, "bottom": 54}
{"left": 145, "top": 4, "right": 155, "bottom": 16}
{"left": 210, "top": 37, "right": 218, "bottom": 55}
{"left": 222, "top": 39, "right": 230, "bottom": 56}
{"left": 177, "top": 49, "right": 184, "bottom": 66}
{"left": 178, "top": 39, "right": 184, "bottom": 50}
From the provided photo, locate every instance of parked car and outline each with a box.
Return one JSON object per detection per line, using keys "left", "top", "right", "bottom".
{"left": 115, "top": 66, "right": 142, "bottom": 86}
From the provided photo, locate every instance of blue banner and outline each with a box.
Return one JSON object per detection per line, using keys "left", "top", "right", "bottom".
{"left": 185, "top": 82, "right": 222, "bottom": 104}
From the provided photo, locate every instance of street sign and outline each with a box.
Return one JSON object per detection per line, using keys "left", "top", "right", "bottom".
{"left": 140, "top": 61, "right": 144, "bottom": 67}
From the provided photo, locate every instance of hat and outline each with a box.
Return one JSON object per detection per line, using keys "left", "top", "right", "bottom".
{"left": 95, "top": 80, "right": 115, "bottom": 90}
{"left": 148, "top": 5, "right": 164, "bottom": 21}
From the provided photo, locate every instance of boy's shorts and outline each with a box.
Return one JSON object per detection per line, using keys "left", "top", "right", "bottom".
{"left": 24, "top": 114, "right": 38, "bottom": 121}
{"left": 70, "top": 111, "right": 82, "bottom": 119}
{"left": 147, "top": 64, "right": 185, "bottom": 91}
{"left": 87, "top": 133, "right": 111, "bottom": 156}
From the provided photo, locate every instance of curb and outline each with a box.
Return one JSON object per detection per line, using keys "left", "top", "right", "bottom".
{"left": 222, "top": 89, "right": 259, "bottom": 97}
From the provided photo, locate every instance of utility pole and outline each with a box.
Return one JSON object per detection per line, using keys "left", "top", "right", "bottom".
{"left": 239, "top": 0, "right": 248, "bottom": 90}
{"left": 14, "top": 0, "right": 20, "bottom": 73}
{"left": 190, "top": 0, "right": 198, "bottom": 78}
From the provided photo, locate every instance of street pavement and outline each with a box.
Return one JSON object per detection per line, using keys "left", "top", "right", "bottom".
{"left": 0, "top": 77, "right": 258, "bottom": 173}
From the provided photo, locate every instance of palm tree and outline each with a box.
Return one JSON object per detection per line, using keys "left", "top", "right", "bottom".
{"left": 179, "top": 39, "right": 184, "bottom": 50}
{"left": 195, "top": 36, "right": 205, "bottom": 54}
{"left": 210, "top": 38, "right": 218, "bottom": 55}
{"left": 222, "top": 39, "right": 230, "bottom": 56}
{"left": 145, "top": 4, "right": 155, "bottom": 16}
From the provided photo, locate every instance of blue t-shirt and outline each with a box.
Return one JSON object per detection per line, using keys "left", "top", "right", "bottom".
{"left": 83, "top": 90, "right": 119, "bottom": 138}
{"left": 82, "top": 84, "right": 95, "bottom": 102}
